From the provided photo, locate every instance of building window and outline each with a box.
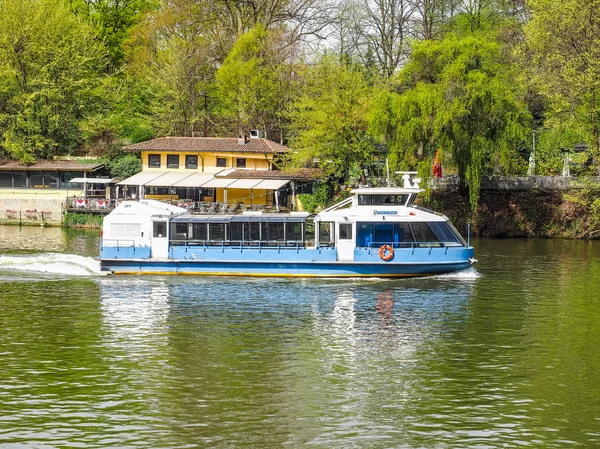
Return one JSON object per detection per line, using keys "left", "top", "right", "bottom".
{"left": 0, "top": 171, "right": 13, "bottom": 188}
{"left": 13, "top": 172, "right": 26, "bottom": 188}
{"left": 148, "top": 154, "right": 161, "bottom": 168}
{"left": 216, "top": 157, "right": 227, "bottom": 167}
{"left": 236, "top": 158, "right": 246, "bottom": 168}
{"left": 185, "top": 155, "right": 198, "bottom": 169}
{"left": 30, "top": 172, "right": 44, "bottom": 188}
{"left": 167, "top": 154, "right": 180, "bottom": 168}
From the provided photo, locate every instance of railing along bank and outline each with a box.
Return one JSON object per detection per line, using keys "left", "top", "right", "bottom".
{"left": 430, "top": 175, "right": 600, "bottom": 191}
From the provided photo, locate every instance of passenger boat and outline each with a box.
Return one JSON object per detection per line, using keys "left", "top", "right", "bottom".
{"left": 98, "top": 174, "right": 475, "bottom": 277}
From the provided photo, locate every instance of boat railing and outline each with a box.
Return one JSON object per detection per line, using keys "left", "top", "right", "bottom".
{"left": 101, "top": 239, "right": 137, "bottom": 248}
{"left": 412, "top": 204, "right": 445, "bottom": 217}
{"left": 365, "top": 241, "right": 451, "bottom": 255}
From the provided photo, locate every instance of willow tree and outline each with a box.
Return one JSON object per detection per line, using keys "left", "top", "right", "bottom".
{"left": 524, "top": 0, "right": 600, "bottom": 158}
{"left": 371, "top": 31, "right": 530, "bottom": 207}
{"left": 0, "top": 0, "right": 107, "bottom": 163}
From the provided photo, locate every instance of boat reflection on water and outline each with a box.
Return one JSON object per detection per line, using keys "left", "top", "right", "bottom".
{"left": 376, "top": 290, "right": 394, "bottom": 326}
{"left": 98, "top": 278, "right": 171, "bottom": 363}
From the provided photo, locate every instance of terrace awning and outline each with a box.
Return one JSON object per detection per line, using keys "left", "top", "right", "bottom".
{"left": 225, "top": 179, "right": 263, "bottom": 189}
{"left": 172, "top": 173, "right": 215, "bottom": 187}
{"left": 69, "top": 178, "right": 114, "bottom": 184}
{"left": 118, "top": 171, "right": 168, "bottom": 185}
{"left": 201, "top": 178, "right": 238, "bottom": 188}
{"left": 144, "top": 171, "right": 195, "bottom": 187}
{"left": 252, "top": 179, "right": 290, "bottom": 190}
{"left": 119, "top": 170, "right": 291, "bottom": 191}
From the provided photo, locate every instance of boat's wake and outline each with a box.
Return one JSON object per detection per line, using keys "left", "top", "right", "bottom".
{"left": 0, "top": 253, "right": 107, "bottom": 276}
{"left": 434, "top": 266, "right": 481, "bottom": 279}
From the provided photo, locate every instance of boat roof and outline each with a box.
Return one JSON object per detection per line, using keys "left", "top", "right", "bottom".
{"left": 109, "top": 199, "right": 187, "bottom": 216}
{"left": 350, "top": 187, "right": 423, "bottom": 194}
{"left": 172, "top": 212, "right": 310, "bottom": 223}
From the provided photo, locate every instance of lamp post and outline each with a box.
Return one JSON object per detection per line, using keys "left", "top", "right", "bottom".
{"left": 527, "top": 130, "right": 537, "bottom": 176}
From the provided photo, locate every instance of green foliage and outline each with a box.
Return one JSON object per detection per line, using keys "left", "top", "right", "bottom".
{"left": 372, "top": 32, "right": 531, "bottom": 208}
{"left": 215, "top": 25, "right": 292, "bottom": 138}
{"left": 0, "top": 0, "right": 108, "bottom": 163}
{"left": 288, "top": 55, "right": 376, "bottom": 183}
{"left": 104, "top": 153, "right": 142, "bottom": 178}
{"left": 69, "top": 0, "right": 158, "bottom": 70}
{"left": 298, "top": 182, "right": 333, "bottom": 213}
{"left": 524, "top": 0, "right": 600, "bottom": 156}
{"left": 63, "top": 212, "right": 103, "bottom": 228}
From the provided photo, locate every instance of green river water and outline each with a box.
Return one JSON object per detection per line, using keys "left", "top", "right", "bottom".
{"left": 0, "top": 226, "right": 599, "bottom": 448}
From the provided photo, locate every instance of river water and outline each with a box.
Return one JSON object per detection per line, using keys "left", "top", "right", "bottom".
{"left": 0, "top": 226, "right": 599, "bottom": 448}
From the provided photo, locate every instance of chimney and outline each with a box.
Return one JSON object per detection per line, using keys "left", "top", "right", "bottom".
{"left": 237, "top": 134, "right": 248, "bottom": 145}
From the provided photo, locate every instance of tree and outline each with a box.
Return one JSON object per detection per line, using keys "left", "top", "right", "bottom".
{"left": 215, "top": 25, "right": 296, "bottom": 139}
{"left": 69, "top": 0, "right": 157, "bottom": 70}
{"left": 371, "top": 32, "right": 530, "bottom": 207}
{"left": 356, "top": 0, "right": 416, "bottom": 78}
{"left": 524, "top": 0, "right": 600, "bottom": 158}
{"left": 127, "top": 0, "right": 220, "bottom": 137}
{"left": 0, "top": 0, "right": 108, "bottom": 163}
{"left": 288, "top": 55, "right": 375, "bottom": 183}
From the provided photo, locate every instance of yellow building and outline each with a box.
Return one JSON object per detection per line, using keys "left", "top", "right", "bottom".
{"left": 120, "top": 135, "right": 318, "bottom": 211}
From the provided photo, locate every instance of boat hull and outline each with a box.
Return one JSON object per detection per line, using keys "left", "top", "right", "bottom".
{"left": 99, "top": 257, "right": 474, "bottom": 277}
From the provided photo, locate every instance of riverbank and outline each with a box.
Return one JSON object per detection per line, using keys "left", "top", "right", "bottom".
{"left": 2, "top": 187, "right": 600, "bottom": 238}
{"left": 0, "top": 212, "right": 102, "bottom": 229}
{"left": 423, "top": 188, "right": 600, "bottom": 238}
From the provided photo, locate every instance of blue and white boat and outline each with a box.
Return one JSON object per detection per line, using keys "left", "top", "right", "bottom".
{"left": 99, "top": 174, "right": 475, "bottom": 277}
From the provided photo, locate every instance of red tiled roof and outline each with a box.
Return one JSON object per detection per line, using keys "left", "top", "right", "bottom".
{"left": 218, "top": 168, "right": 322, "bottom": 181}
{"left": 124, "top": 137, "right": 289, "bottom": 154}
{"left": 0, "top": 159, "right": 104, "bottom": 172}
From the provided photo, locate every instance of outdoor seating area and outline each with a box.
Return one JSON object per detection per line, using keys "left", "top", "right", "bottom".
{"left": 67, "top": 197, "right": 118, "bottom": 213}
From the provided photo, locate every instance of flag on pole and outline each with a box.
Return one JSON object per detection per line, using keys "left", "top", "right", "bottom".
{"left": 433, "top": 150, "right": 443, "bottom": 178}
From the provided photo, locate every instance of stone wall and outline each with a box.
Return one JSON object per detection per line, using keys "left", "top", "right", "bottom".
{"left": 0, "top": 191, "right": 68, "bottom": 224}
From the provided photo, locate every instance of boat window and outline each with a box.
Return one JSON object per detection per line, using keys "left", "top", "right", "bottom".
{"left": 113, "top": 223, "right": 142, "bottom": 238}
{"left": 319, "top": 222, "right": 335, "bottom": 245}
{"left": 287, "top": 222, "right": 303, "bottom": 241}
{"left": 359, "top": 194, "right": 409, "bottom": 205}
{"left": 410, "top": 222, "right": 439, "bottom": 243}
{"left": 243, "top": 222, "right": 261, "bottom": 241}
{"left": 208, "top": 223, "right": 225, "bottom": 240}
{"left": 339, "top": 223, "right": 352, "bottom": 240}
{"left": 230, "top": 222, "right": 242, "bottom": 241}
{"left": 429, "top": 221, "right": 466, "bottom": 246}
{"left": 356, "top": 222, "right": 416, "bottom": 247}
{"left": 190, "top": 223, "right": 207, "bottom": 240}
{"left": 371, "top": 195, "right": 394, "bottom": 205}
{"left": 396, "top": 222, "right": 414, "bottom": 242}
{"left": 260, "top": 222, "right": 284, "bottom": 241}
{"left": 171, "top": 222, "right": 188, "bottom": 241}
{"left": 153, "top": 221, "right": 167, "bottom": 238}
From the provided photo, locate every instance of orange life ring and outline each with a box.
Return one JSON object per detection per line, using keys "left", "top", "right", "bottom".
{"left": 379, "top": 244, "right": 394, "bottom": 261}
